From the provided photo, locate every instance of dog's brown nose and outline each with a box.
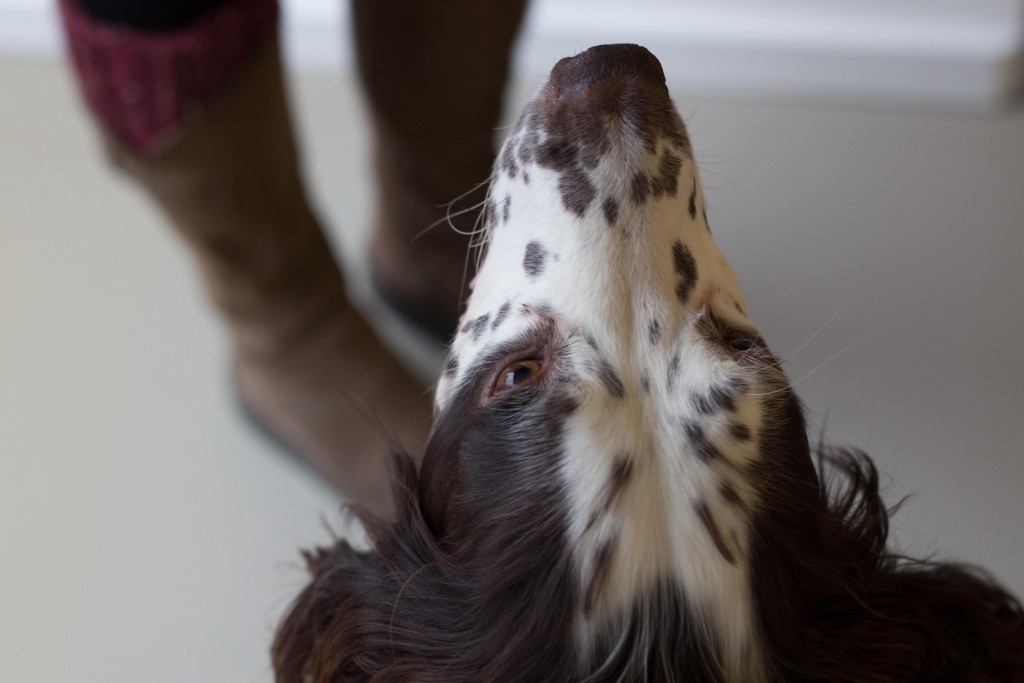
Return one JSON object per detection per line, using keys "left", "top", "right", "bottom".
{"left": 549, "top": 44, "right": 666, "bottom": 101}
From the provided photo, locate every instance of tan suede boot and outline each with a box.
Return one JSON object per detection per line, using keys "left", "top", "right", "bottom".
{"left": 86, "top": 30, "right": 431, "bottom": 517}
{"left": 353, "top": 0, "right": 528, "bottom": 342}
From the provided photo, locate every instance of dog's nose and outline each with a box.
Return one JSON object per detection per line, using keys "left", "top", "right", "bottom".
{"left": 550, "top": 44, "right": 666, "bottom": 101}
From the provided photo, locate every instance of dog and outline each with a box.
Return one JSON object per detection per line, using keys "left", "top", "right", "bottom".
{"left": 272, "top": 45, "right": 1024, "bottom": 682}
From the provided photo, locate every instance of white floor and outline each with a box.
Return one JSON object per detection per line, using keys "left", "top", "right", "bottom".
{"left": 1, "top": 60, "right": 1022, "bottom": 682}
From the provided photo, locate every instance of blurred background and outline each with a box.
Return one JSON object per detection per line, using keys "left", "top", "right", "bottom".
{"left": 1, "top": 0, "right": 1022, "bottom": 681}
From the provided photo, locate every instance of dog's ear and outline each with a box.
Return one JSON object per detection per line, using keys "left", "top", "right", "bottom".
{"left": 271, "top": 539, "right": 380, "bottom": 683}
{"left": 754, "top": 448, "right": 1024, "bottom": 681}
{"left": 272, "top": 452, "right": 424, "bottom": 683}
{"left": 785, "top": 561, "right": 1024, "bottom": 682}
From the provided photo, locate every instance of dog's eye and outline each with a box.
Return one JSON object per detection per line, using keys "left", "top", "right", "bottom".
{"left": 730, "top": 338, "right": 754, "bottom": 351}
{"left": 494, "top": 360, "right": 544, "bottom": 393}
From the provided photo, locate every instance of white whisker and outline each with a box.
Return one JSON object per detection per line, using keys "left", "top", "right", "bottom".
{"left": 780, "top": 304, "right": 847, "bottom": 362}
{"left": 411, "top": 195, "right": 489, "bottom": 242}
{"left": 751, "top": 327, "right": 887, "bottom": 397}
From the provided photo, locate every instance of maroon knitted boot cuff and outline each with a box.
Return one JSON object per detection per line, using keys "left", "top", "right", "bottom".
{"left": 59, "top": 0, "right": 278, "bottom": 154}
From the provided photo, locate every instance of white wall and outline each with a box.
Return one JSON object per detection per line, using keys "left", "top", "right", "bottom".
{"left": 512, "top": 0, "right": 1023, "bottom": 112}
{"left": 1, "top": 0, "right": 1022, "bottom": 112}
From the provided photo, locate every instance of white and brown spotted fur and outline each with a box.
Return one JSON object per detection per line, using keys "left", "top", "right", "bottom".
{"left": 274, "top": 45, "right": 1024, "bottom": 682}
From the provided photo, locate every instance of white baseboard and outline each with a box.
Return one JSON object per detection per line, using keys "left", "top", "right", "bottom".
{"left": 2, "top": 0, "right": 1021, "bottom": 114}
{"left": 510, "top": 1, "right": 1023, "bottom": 114}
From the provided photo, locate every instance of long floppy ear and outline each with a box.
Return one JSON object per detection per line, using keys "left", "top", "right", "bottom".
{"left": 271, "top": 539, "right": 378, "bottom": 683}
{"left": 271, "top": 452, "right": 426, "bottom": 683}
{"left": 754, "top": 448, "right": 1024, "bottom": 682}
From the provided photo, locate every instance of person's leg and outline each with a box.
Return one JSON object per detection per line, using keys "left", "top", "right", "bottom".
{"left": 59, "top": 0, "right": 431, "bottom": 517}
{"left": 353, "top": 0, "right": 529, "bottom": 341}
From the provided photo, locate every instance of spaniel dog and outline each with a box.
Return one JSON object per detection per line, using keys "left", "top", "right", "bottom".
{"left": 273, "top": 45, "right": 1024, "bottom": 682}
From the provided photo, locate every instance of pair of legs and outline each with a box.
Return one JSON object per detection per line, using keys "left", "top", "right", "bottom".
{"left": 59, "top": 0, "right": 527, "bottom": 516}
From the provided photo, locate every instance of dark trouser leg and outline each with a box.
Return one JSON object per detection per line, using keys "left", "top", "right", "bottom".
{"left": 76, "top": 0, "right": 224, "bottom": 31}
{"left": 353, "top": 0, "right": 529, "bottom": 341}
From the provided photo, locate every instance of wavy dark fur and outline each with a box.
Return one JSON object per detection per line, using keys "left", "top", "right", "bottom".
{"left": 273, "top": 436, "right": 1024, "bottom": 682}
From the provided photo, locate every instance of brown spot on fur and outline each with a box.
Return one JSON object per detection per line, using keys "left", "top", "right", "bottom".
{"left": 648, "top": 319, "right": 661, "bottom": 345}
{"left": 559, "top": 167, "right": 597, "bottom": 216}
{"left": 501, "top": 143, "right": 519, "bottom": 179}
{"left": 651, "top": 152, "right": 681, "bottom": 198}
{"left": 524, "top": 241, "right": 548, "bottom": 278}
{"left": 607, "top": 455, "right": 634, "bottom": 506}
{"left": 461, "top": 314, "right": 490, "bottom": 341}
{"left": 583, "top": 536, "right": 617, "bottom": 617}
{"left": 602, "top": 197, "right": 620, "bottom": 226}
{"left": 585, "top": 455, "right": 636, "bottom": 533}
{"left": 593, "top": 358, "right": 625, "bottom": 398}
{"left": 719, "top": 481, "right": 747, "bottom": 511}
{"left": 536, "top": 137, "right": 578, "bottom": 171}
{"left": 518, "top": 129, "right": 539, "bottom": 165}
{"left": 695, "top": 500, "right": 736, "bottom": 565}
{"left": 631, "top": 172, "right": 650, "bottom": 203}
{"left": 730, "top": 423, "right": 752, "bottom": 442}
{"left": 666, "top": 352, "right": 680, "bottom": 392}
{"left": 492, "top": 301, "right": 512, "bottom": 330}
{"left": 683, "top": 421, "right": 719, "bottom": 463}
{"left": 693, "top": 382, "right": 743, "bottom": 415}
{"left": 672, "top": 240, "right": 698, "bottom": 303}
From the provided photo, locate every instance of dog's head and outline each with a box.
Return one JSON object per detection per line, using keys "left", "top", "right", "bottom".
{"left": 274, "top": 46, "right": 1024, "bottom": 682}
{"left": 429, "top": 43, "right": 796, "bottom": 678}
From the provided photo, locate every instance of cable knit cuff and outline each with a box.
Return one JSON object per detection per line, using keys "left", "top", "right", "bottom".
{"left": 59, "top": 0, "right": 278, "bottom": 154}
